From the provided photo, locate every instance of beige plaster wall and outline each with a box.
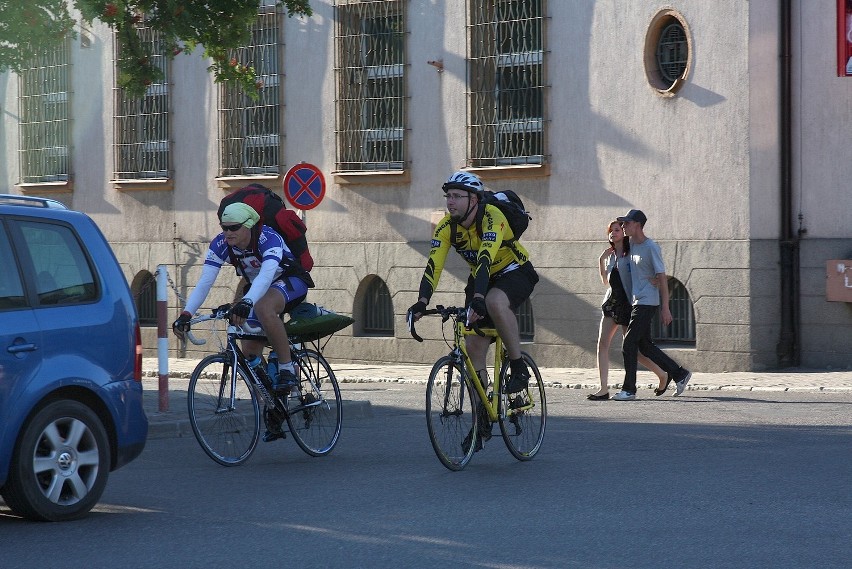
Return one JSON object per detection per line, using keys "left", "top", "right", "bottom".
{"left": 2, "top": 1, "right": 851, "bottom": 371}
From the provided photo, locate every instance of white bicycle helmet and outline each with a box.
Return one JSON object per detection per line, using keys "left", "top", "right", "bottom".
{"left": 442, "top": 171, "right": 483, "bottom": 194}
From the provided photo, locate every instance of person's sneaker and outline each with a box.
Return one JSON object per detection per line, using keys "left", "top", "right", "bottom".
{"left": 613, "top": 390, "right": 636, "bottom": 401}
{"left": 273, "top": 368, "right": 298, "bottom": 394}
{"left": 508, "top": 394, "right": 526, "bottom": 411}
{"left": 263, "top": 408, "right": 285, "bottom": 442}
{"left": 503, "top": 361, "right": 530, "bottom": 393}
{"left": 262, "top": 429, "right": 284, "bottom": 443}
{"left": 674, "top": 369, "right": 692, "bottom": 396}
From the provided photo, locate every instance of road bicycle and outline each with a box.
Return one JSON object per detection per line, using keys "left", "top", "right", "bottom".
{"left": 408, "top": 305, "right": 546, "bottom": 471}
{"left": 183, "top": 306, "right": 342, "bottom": 466}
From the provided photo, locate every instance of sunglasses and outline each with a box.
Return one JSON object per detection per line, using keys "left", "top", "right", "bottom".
{"left": 220, "top": 223, "right": 244, "bottom": 232}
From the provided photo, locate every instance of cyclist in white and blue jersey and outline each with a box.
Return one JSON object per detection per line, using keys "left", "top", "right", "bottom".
{"left": 173, "top": 202, "right": 311, "bottom": 395}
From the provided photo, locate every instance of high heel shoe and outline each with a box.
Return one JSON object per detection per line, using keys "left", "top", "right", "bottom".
{"left": 654, "top": 375, "right": 673, "bottom": 396}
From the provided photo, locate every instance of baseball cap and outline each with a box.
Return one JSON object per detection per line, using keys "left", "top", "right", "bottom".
{"left": 617, "top": 209, "right": 647, "bottom": 226}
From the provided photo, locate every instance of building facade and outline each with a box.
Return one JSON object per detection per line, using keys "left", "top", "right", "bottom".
{"left": 1, "top": 0, "right": 850, "bottom": 371}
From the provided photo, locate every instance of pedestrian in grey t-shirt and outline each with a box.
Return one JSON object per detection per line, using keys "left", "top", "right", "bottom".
{"left": 613, "top": 209, "right": 692, "bottom": 400}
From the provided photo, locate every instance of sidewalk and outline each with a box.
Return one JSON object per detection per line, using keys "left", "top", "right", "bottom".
{"left": 141, "top": 358, "right": 852, "bottom": 439}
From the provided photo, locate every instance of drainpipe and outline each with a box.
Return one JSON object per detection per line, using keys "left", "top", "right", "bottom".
{"left": 776, "top": 0, "right": 800, "bottom": 367}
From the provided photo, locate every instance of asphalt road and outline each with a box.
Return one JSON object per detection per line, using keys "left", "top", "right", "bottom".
{"left": 2, "top": 385, "right": 851, "bottom": 569}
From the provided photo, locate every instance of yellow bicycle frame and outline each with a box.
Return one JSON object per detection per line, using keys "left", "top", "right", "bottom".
{"left": 451, "top": 318, "right": 533, "bottom": 423}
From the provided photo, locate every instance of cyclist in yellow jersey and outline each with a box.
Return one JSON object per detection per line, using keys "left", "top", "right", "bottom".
{"left": 408, "top": 171, "right": 539, "bottom": 398}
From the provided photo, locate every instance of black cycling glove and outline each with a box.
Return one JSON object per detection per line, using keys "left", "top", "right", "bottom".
{"left": 469, "top": 297, "right": 487, "bottom": 319}
{"left": 172, "top": 311, "right": 191, "bottom": 338}
{"left": 407, "top": 301, "right": 427, "bottom": 320}
{"left": 231, "top": 299, "right": 253, "bottom": 319}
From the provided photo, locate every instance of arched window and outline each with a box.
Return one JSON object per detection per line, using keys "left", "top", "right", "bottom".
{"left": 354, "top": 276, "right": 394, "bottom": 336}
{"left": 515, "top": 298, "right": 535, "bottom": 342}
{"left": 651, "top": 277, "right": 695, "bottom": 344}
{"left": 131, "top": 270, "right": 157, "bottom": 326}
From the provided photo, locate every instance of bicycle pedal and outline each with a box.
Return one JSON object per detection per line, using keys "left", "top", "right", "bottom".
{"left": 262, "top": 430, "right": 286, "bottom": 443}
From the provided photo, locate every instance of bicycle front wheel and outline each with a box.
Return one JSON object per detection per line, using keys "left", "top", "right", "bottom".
{"left": 286, "top": 349, "right": 342, "bottom": 457}
{"left": 187, "top": 354, "right": 261, "bottom": 466}
{"left": 426, "top": 356, "right": 477, "bottom": 471}
{"left": 498, "top": 352, "right": 546, "bottom": 461}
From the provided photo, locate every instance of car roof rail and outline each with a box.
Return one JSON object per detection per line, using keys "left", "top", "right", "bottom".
{"left": 0, "top": 194, "right": 68, "bottom": 209}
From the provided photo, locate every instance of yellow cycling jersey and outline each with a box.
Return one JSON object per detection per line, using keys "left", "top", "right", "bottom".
{"left": 418, "top": 204, "right": 530, "bottom": 301}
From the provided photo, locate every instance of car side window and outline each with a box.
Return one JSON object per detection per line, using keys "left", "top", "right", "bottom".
{"left": 18, "top": 220, "right": 98, "bottom": 306}
{"left": 0, "top": 224, "right": 27, "bottom": 310}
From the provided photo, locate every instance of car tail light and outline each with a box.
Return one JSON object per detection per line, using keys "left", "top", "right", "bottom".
{"left": 134, "top": 323, "right": 143, "bottom": 382}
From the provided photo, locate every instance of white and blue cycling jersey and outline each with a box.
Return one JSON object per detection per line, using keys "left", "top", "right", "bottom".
{"left": 183, "top": 226, "right": 305, "bottom": 317}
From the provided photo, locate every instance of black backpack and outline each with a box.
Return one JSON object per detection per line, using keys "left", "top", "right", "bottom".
{"left": 451, "top": 189, "right": 531, "bottom": 247}
{"left": 479, "top": 190, "right": 531, "bottom": 240}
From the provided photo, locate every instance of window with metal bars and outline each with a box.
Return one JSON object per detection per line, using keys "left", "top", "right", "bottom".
{"left": 651, "top": 278, "right": 696, "bottom": 344}
{"left": 360, "top": 277, "right": 394, "bottom": 336}
{"left": 219, "top": 5, "right": 281, "bottom": 177}
{"left": 114, "top": 18, "right": 170, "bottom": 180}
{"left": 334, "top": 0, "right": 406, "bottom": 171}
{"left": 515, "top": 297, "right": 535, "bottom": 342}
{"left": 18, "top": 37, "right": 71, "bottom": 184}
{"left": 468, "top": 0, "right": 546, "bottom": 167}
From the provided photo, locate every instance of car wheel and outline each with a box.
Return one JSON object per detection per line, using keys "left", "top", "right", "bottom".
{"left": 1, "top": 400, "right": 110, "bottom": 521}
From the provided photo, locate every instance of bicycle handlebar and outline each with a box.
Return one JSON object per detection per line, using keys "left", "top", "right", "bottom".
{"left": 184, "top": 307, "right": 232, "bottom": 346}
{"left": 407, "top": 305, "right": 485, "bottom": 342}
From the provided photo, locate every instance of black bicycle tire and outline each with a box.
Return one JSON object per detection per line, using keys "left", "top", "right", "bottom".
{"left": 187, "top": 353, "right": 261, "bottom": 466}
{"left": 498, "top": 352, "right": 546, "bottom": 461}
{"left": 425, "top": 355, "right": 477, "bottom": 471}
{"left": 285, "top": 349, "right": 342, "bottom": 456}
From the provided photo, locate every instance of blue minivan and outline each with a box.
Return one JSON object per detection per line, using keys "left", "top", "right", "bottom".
{"left": 0, "top": 195, "right": 148, "bottom": 521}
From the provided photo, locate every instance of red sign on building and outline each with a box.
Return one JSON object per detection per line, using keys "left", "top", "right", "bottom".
{"left": 839, "top": 0, "right": 852, "bottom": 76}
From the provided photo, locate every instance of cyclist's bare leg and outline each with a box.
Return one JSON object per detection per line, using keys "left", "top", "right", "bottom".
{"left": 484, "top": 288, "right": 522, "bottom": 361}
{"left": 240, "top": 337, "right": 267, "bottom": 361}
{"left": 252, "top": 287, "right": 291, "bottom": 364}
{"left": 463, "top": 335, "right": 492, "bottom": 445}
{"left": 465, "top": 334, "right": 490, "bottom": 383}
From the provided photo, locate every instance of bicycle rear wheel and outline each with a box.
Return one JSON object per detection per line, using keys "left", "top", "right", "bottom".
{"left": 187, "top": 354, "right": 261, "bottom": 466}
{"left": 286, "top": 349, "right": 342, "bottom": 456}
{"left": 426, "top": 355, "right": 477, "bottom": 471}
{"left": 498, "top": 352, "right": 546, "bottom": 461}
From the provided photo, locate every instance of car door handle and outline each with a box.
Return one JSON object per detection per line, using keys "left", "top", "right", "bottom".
{"left": 8, "top": 342, "right": 37, "bottom": 354}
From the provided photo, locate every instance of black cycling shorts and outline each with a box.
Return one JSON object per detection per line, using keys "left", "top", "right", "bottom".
{"left": 464, "top": 262, "right": 539, "bottom": 317}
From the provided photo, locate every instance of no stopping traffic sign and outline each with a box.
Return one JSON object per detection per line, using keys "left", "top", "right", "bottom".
{"left": 283, "top": 163, "right": 326, "bottom": 210}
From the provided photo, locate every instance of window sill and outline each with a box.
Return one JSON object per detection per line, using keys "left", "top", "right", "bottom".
{"left": 333, "top": 170, "right": 410, "bottom": 186}
{"left": 465, "top": 164, "right": 550, "bottom": 181}
{"left": 216, "top": 176, "right": 281, "bottom": 192}
{"left": 17, "top": 181, "right": 73, "bottom": 194}
{"left": 112, "top": 179, "right": 173, "bottom": 192}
